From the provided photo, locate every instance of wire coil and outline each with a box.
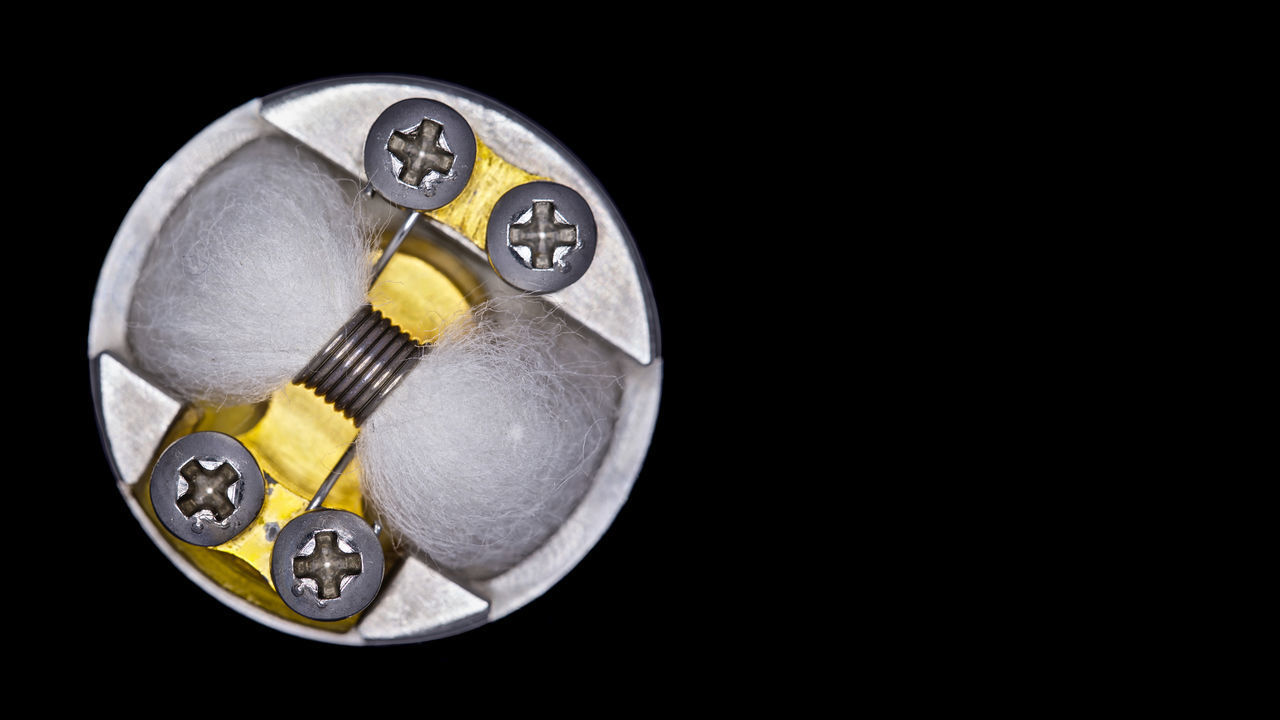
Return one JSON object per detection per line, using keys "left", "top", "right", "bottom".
{"left": 294, "top": 305, "right": 424, "bottom": 425}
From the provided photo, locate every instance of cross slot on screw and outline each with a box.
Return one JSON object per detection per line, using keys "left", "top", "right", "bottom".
{"left": 510, "top": 201, "right": 578, "bottom": 270}
{"left": 386, "top": 118, "right": 455, "bottom": 187}
{"left": 176, "top": 458, "right": 239, "bottom": 521}
{"left": 150, "top": 432, "right": 266, "bottom": 547}
{"left": 364, "top": 98, "right": 476, "bottom": 211}
{"left": 271, "top": 508, "right": 384, "bottom": 621}
{"left": 486, "top": 181, "right": 598, "bottom": 293}
{"left": 293, "top": 531, "right": 362, "bottom": 600}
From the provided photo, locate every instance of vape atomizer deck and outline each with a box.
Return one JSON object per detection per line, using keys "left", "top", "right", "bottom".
{"left": 88, "top": 76, "right": 660, "bottom": 645}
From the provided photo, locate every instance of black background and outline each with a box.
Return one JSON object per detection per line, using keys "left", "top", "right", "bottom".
{"left": 60, "top": 60, "right": 747, "bottom": 673}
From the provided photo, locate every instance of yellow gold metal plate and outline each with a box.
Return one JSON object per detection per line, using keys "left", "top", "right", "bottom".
{"left": 426, "top": 139, "right": 545, "bottom": 252}
{"left": 134, "top": 245, "right": 476, "bottom": 631}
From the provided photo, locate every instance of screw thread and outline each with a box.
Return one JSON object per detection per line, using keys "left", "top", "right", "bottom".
{"left": 294, "top": 305, "right": 424, "bottom": 425}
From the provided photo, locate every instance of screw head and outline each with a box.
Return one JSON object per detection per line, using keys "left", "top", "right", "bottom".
{"left": 486, "top": 181, "right": 597, "bottom": 293}
{"left": 364, "top": 98, "right": 476, "bottom": 211}
{"left": 271, "top": 509, "right": 384, "bottom": 621}
{"left": 150, "top": 432, "right": 265, "bottom": 547}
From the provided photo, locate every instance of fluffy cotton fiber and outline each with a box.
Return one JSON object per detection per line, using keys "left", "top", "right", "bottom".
{"left": 128, "top": 137, "right": 373, "bottom": 405}
{"left": 359, "top": 299, "right": 621, "bottom": 578}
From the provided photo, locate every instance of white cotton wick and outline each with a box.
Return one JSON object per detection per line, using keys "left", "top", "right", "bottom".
{"left": 359, "top": 299, "right": 621, "bottom": 579}
{"left": 127, "top": 137, "right": 374, "bottom": 405}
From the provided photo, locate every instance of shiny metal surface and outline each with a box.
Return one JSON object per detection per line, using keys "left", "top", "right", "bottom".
{"left": 364, "top": 98, "right": 476, "bottom": 211}
{"left": 88, "top": 76, "right": 663, "bottom": 644}
{"left": 487, "top": 181, "right": 597, "bottom": 293}
{"left": 307, "top": 444, "right": 356, "bottom": 512}
{"left": 358, "top": 557, "right": 489, "bottom": 643}
{"left": 271, "top": 509, "right": 384, "bottom": 621}
{"left": 293, "top": 305, "right": 423, "bottom": 426}
{"left": 93, "top": 352, "right": 183, "bottom": 487}
{"left": 150, "top": 432, "right": 265, "bottom": 547}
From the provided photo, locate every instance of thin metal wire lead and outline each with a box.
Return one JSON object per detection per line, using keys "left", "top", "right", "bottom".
{"left": 307, "top": 444, "right": 357, "bottom": 511}
{"left": 370, "top": 211, "right": 419, "bottom": 283}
